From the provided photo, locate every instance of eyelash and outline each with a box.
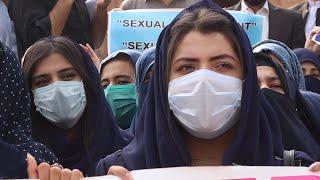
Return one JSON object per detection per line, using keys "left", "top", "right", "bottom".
{"left": 34, "top": 80, "right": 49, "bottom": 87}
{"left": 62, "top": 73, "right": 76, "bottom": 79}
{"left": 215, "top": 62, "right": 233, "bottom": 71}
{"left": 271, "top": 84, "right": 283, "bottom": 89}
{"left": 176, "top": 64, "right": 195, "bottom": 72}
{"left": 118, "top": 80, "right": 130, "bottom": 85}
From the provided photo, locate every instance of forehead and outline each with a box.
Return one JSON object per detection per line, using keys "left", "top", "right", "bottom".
{"left": 257, "top": 66, "right": 278, "bottom": 79}
{"left": 101, "top": 60, "right": 135, "bottom": 79}
{"left": 301, "top": 61, "right": 318, "bottom": 69}
{"left": 173, "top": 31, "right": 238, "bottom": 59}
{"left": 32, "top": 53, "right": 72, "bottom": 76}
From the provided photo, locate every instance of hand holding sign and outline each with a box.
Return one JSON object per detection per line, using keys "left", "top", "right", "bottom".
{"left": 108, "top": 166, "right": 133, "bottom": 180}
{"left": 310, "top": 162, "right": 320, "bottom": 172}
{"left": 27, "top": 155, "right": 84, "bottom": 180}
{"left": 305, "top": 26, "right": 320, "bottom": 55}
{"left": 27, "top": 153, "right": 38, "bottom": 178}
{"left": 97, "top": 0, "right": 111, "bottom": 14}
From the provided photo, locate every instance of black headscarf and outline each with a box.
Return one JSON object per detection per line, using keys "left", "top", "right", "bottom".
{"left": 255, "top": 52, "right": 320, "bottom": 161}
{"left": 0, "top": 41, "right": 58, "bottom": 178}
{"left": 294, "top": 48, "right": 320, "bottom": 94}
{"left": 23, "top": 37, "right": 133, "bottom": 176}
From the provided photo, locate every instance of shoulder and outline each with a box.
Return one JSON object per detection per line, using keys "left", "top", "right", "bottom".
{"left": 95, "top": 150, "right": 127, "bottom": 176}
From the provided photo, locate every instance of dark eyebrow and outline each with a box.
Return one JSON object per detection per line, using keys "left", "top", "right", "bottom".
{"left": 32, "top": 67, "right": 76, "bottom": 81}
{"left": 173, "top": 58, "right": 198, "bottom": 64}
{"left": 115, "top": 75, "right": 132, "bottom": 80}
{"left": 57, "top": 67, "right": 77, "bottom": 74}
{"left": 32, "top": 74, "right": 49, "bottom": 81}
{"left": 266, "top": 76, "right": 281, "bottom": 82}
{"left": 174, "top": 54, "right": 237, "bottom": 64}
{"left": 209, "top": 54, "right": 237, "bottom": 62}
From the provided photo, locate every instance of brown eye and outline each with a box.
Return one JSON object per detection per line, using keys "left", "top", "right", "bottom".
{"left": 102, "top": 81, "right": 110, "bottom": 89}
{"left": 118, "top": 80, "right": 130, "bottom": 85}
{"left": 34, "top": 79, "right": 50, "bottom": 88}
{"left": 270, "top": 83, "right": 283, "bottom": 91}
{"left": 62, "top": 73, "right": 76, "bottom": 80}
{"left": 215, "top": 62, "right": 233, "bottom": 72}
{"left": 176, "top": 64, "right": 196, "bottom": 75}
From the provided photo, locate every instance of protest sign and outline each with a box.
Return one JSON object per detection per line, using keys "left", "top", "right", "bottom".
{"left": 108, "top": 9, "right": 265, "bottom": 53}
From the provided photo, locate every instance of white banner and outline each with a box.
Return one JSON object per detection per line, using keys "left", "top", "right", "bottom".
{"left": 84, "top": 166, "right": 320, "bottom": 180}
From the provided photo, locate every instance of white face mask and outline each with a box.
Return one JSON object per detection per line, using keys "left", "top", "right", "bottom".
{"left": 33, "top": 81, "right": 87, "bottom": 129}
{"left": 168, "top": 69, "right": 242, "bottom": 139}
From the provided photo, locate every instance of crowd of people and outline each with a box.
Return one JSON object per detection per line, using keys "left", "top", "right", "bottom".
{"left": 1, "top": 0, "right": 320, "bottom": 179}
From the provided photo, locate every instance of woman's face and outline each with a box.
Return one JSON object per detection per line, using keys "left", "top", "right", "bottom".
{"left": 31, "top": 53, "right": 82, "bottom": 90}
{"left": 257, "top": 66, "right": 285, "bottom": 94}
{"left": 169, "top": 31, "right": 243, "bottom": 81}
{"left": 100, "top": 58, "right": 136, "bottom": 89}
{"left": 301, "top": 61, "right": 320, "bottom": 80}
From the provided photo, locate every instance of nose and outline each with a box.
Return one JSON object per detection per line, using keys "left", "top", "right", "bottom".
{"left": 109, "top": 80, "right": 116, "bottom": 86}
{"left": 260, "top": 83, "right": 270, "bottom": 90}
{"left": 52, "top": 75, "right": 60, "bottom": 84}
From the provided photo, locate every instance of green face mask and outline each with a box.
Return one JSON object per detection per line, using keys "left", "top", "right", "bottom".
{"left": 104, "top": 84, "right": 137, "bottom": 129}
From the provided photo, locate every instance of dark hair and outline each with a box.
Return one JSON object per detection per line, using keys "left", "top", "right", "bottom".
{"left": 165, "top": 8, "right": 243, "bottom": 81}
{"left": 21, "top": 36, "right": 96, "bottom": 160}
{"left": 22, "top": 36, "right": 94, "bottom": 91}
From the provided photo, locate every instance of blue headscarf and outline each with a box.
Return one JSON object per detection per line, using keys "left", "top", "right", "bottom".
{"left": 129, "top": 47, "right": 155, "bottom": 134}
{"left": 23, "top": 37, "right": 133, "bottom": 176}
{"left": 294, "top": 48, "right": 320, "bottom": 94}
{"left": 100, "top": 49, "right": 141, "bottom": 72}
{"left": 95, "top": 0, "right": 292, "bottom": 173}
{"left": 253, "top": 40, "right": 306, "bottom": 90}
{"left": 0, "top": 41, "right": 58, "bottom": 178}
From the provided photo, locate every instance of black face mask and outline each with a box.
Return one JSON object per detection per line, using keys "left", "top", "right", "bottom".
{"left": 244, "top": 0, "right": 266, "bottom": 6}
{"left": 305, "top": 75, "right": 320, "bottom": 95}
{"left": 260, "top": 88, "right": 320, "bottom": 160}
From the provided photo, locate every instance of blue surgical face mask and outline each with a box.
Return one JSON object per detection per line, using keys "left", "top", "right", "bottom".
{"left": 32, "top": 81, "right": 87, "bottom": 129}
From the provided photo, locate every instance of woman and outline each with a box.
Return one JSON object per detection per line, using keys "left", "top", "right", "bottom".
{"left": 294, "top": 48, "right": 320, "bottom": 94}
{"left": 0, "top": 41, "right": 59, "bottom": 178}
{"left": 129, "top": 47, "right": 155, "bottom": 134}
{"left": 22, "top": 36, "right": 133, "bottom": 176}
{"left": 255, "top": 52, "right": 320, "bottom": 161}
{"left": 253, "top": 40, "right": 320, "bottom": 132}
{"left": 253, "top": 40, "right": 306, "bottom": 90}
{"left": 100, "top": 49, "right": 141, "bottom": 130}
{"left": 95, "top": 0, "right": 316, "bottom": 176}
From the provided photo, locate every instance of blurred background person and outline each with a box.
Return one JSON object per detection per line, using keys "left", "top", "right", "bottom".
{"left": 227, "top": 0, "right": 306, "bottom": 48}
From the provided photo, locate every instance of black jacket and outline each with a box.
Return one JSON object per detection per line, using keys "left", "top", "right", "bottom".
{"left": 227, "top": 1, "right": 306, "bottom": 49}
{"left": 290, "top": 1, "right": 310, "bottom": 28}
